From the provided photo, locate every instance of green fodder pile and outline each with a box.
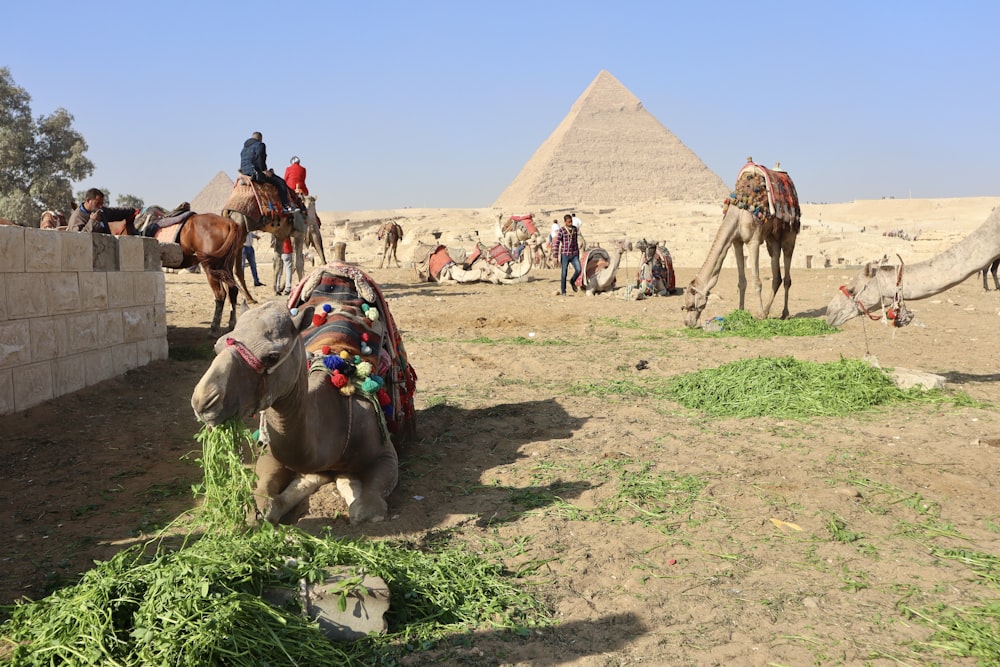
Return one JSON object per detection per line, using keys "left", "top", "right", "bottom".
{"left": 684, "top": 310, "right": 839, "bottom": 338}
{"left": 665, "top": 356, "right": 971, "bottom": 419}
{"left": 0, "top": 420, "right": 549, "bottom": 666}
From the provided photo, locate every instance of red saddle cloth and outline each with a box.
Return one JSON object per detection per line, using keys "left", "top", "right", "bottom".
{"left": 504, "top": 214, "right": 537, "bottom": 236}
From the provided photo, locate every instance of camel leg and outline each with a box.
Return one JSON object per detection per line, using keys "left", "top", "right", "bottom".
{"left": 778, "top": 234, "right": 797, "bottom": 319}
{"left": 392, "top": 243, "right": 401, "bottom": 268}
{"left": 761, "top": 236, "right": 783, "bottom": 319}
{"left": 746, "top": 235, "right": 765, "bottom": 317}
{"left": 732, "top": 238, "right": 748, "bottom": 311}
{"left": 313, "top": 229, "right": 327, "bottom": 264}
{"left": 264, "top": 471, "right": 337, "bottom": 524}
{"left": 337, "top": 446, "right": 398, "bottom": 524}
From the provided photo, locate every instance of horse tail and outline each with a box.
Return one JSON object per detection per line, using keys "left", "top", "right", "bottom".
{"left": 200, "top": 217, "right": 243, "bottom": 292}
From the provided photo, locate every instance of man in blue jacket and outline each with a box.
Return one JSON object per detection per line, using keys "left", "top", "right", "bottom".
{"left": 240, "top": 132, "right": 296, "bottom": 212}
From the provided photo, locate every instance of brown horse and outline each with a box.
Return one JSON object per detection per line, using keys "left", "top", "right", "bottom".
{"left": 174, "top": 213, "right": 249, "bottom": 334}
{"left": 138, "top": 210, "right": 250, "bottom": 334}
{"left": 377, "top": 221, "right": 403, "bottom": 268}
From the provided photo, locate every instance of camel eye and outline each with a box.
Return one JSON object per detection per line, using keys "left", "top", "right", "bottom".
{"left": 262, "top": 351, "right": 282, "bottom": 366}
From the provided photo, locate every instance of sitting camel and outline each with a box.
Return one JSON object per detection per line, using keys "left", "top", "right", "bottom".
{"left": 413, "top": 241, "right": 533, "bottom": 284}
{"left": 827, "top": 206, "right": 1000, "bottom": 327}
{"left": 376, "top": 221, "right": 404, "bottom": 268}
{"left": 682, "top": 159, "right": 800, "bottom": 328}
{"left": 499, "top": 213, "right": 539, "bottom": 249}
{"left": 634, "top": 239, "right": 676, "bottom": 298}
{"left": 191, "top": 264, "right": 417, "bottom": 524}
{"left": 982, "top": 257, "right": 1000, "bottom": 291}
{"left": 578, "top": 240, "right": 629, "bottom": 295}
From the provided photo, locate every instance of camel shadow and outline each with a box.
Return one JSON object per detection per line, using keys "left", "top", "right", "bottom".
{"left": 296, "top": 398, "right": 592, "bottom": 535}
{"left": 941, "top": 371, "right": 1000, "bottom": 384}
{"left": 793, "top": 306, "right": 828, "bottom": 319}
{"left": 388, "top": 612, "right": 645, "bottom": 665}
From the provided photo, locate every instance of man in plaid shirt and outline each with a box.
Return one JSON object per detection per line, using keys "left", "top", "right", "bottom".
{"left": 552, "top": 214, "right": 582, "bottom": 295}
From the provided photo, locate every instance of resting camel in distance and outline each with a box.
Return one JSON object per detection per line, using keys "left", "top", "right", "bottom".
{"left": 683, "top": 159, "right": 801, "bottom": 328}
{"left": 578, "top": 240, "right": 629, "bottom": 295}
{"left": 377, "top": 221, "right": 403, "bottom": 268}
{"left": 827, "top": 206, "right": 1000, "bottom": 327}
{"left": 191, "top": 264, "right": 417, "bottom": 524}
{"left": 982, "top": 257, "right": 1000, "bottom": 291}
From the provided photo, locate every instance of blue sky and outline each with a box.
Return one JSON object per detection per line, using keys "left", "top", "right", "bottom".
{"left": 6, "top": 1, "right": 999, "bottom": 209}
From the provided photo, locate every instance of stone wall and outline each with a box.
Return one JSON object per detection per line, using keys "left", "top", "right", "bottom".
{"left": 0, "top": 227, "right": 168, "bottom": 414}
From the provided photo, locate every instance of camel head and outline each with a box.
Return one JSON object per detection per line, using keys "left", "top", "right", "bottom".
{"left": 191, "top": 301, "right": 313, "bottom": 425}
{"left": 826, "top": 261, "right": 897, "bottom": 327}
{"left": 682, "top": 281, "right": 709, "bottom": 328}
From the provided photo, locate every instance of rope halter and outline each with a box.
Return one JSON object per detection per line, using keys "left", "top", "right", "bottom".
{"left": 225, "top": 337, "right": 297, "bottom": 375}
{"left": 838, "top": 255, "right": 914, "bottom": 328}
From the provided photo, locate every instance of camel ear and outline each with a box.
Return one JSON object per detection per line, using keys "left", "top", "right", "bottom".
{"left": 862, "top": 262, "right": 877, "bottom": 278}
{"left": 290, "top": 305, "right": 315, "bottom": 332}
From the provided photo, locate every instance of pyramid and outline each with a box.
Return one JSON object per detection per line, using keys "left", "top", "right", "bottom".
{"left": 190, "top": 171, "right": 235, "bottom": 214}
{"left": 493, "top": 70, "right": 728, "bottom": 208}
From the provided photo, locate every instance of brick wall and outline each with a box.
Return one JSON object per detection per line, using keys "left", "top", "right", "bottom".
{"left": 0, "top": 227, "right": 168, "bottom": 414}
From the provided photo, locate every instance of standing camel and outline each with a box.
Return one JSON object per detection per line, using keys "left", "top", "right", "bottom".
{"left": 982, "top": 258, "right": 1000, "bottom": 291}
{"left": 827, "top": 207, "right": 1000, "bottom": 327}
{"left": 302, "top": 195, "right": 327, "bottom": 264}
{"left": 682, "top": 159, "right": 801, "bottom": 328}
{"left": 377, "top": 221, "right": 403, "bottom": 268}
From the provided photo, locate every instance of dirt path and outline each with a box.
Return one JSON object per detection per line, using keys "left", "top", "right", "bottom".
{"left": 3, "top": 262, "right": 999, "bottom": 666}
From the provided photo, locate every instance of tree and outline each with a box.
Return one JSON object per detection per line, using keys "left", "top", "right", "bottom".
{"left": 0, "top": 68, "right": 93, "bottom": 226}
{"left": 116, "top": 194, "right": 144, "bottom": 211}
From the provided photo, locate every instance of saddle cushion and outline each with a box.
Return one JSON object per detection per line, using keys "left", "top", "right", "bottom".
{"left": 290, "top": 263, "right": 417, "bottom": 434}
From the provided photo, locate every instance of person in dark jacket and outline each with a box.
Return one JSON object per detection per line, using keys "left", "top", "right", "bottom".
{"left": 240, "top": 132, "right": 296, "bottom": 211}
{"left": 68, "top": 188, "right": 138, "bottom": 234}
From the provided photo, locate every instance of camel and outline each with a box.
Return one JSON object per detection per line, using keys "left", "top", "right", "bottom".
{"left": 413, "top": 241, "right": 533, "bottom": 284}
{"left": 826, "top": 206, "right": 1000, "bottom": 327}
{"left": 377, "top": 221, "right": 403, "bottom": 268}
{"left": 499, "top": 213, "right": 539, "bottom": 249}
{"left": 982, "top": 258, "right": 1000, "bottom": 291}
{"left": 191, "top": 264, "right": 417, "bottom": 524}
{"left": 634, "top": 239, "right": 676, "bottom": 298}
{"left": 302, "top": 195, "right": 327, "bottom": 265}
{"left": 682, "top": 159, "right": 801, "bottom": 328}
{"left": 578, "top": 240, "right": 628, "bottom": 295}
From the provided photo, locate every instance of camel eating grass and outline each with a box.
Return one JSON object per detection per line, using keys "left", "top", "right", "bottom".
{"left": 826, "top": 205, "right": 1000, "bottom": 327}
{"left": 683, "top": 159, "right": 801, "bottom": 328}
{"left": 191, "top": 263, "right": 417, "bottom": 524}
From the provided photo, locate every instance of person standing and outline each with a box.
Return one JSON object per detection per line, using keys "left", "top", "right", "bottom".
{"left": 240, "top": 132, "right": 296, "bottom": 212}
{"left": 552, "top": 214, "right": 582, "bottom": 296}
{"left": 283, "top": 156, "right": 308, "bottom": 196}
{"left": 242, "top": 231, "right": 264, "bottom": 287}
{"left": 280, "top": 236, "right": 294, "bottom": 296}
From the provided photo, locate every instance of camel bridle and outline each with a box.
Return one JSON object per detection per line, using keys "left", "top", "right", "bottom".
{"left": 838, "top": 255, "right": 914, "bottom": 328}
{"left": 225, "top": 336, "right": 297, "bottom": 376}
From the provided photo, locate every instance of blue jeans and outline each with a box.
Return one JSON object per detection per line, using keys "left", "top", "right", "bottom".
{"left": 242, "top": 246, "right": 261, "bottom": 284}
{"left": 560, "top": 254, "right": 581, "bottom": 294}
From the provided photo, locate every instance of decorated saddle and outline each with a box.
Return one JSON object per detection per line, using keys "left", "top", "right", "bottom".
{"left": 286, "top": 262, "right": 417, "bottom": 439}
{"left": 579, "top": 247, "right": 612, "bottom": 289}
{"left": 223, "top": 175, "right": 305, "bottom": 231}
{"left": 139, "top": 203, "right": 196, "bottom": 243}
{"left": 467, "top": 242, "right": 514, "bottom": 267}
{"left": 502, "top": 213, "right": 538, "bottom": 236}
{"left": 413, "top": 244, "right": 458, "bottom": 282}
{"left": 726, "top": 160, "right": 801, "bottom": 229}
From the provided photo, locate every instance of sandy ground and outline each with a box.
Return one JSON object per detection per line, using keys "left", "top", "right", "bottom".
{"left": 3, "top": 198, "right": 1000, "bottom": 665}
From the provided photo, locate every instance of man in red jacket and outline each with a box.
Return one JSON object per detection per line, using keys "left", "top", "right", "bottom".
{"left": 284, "top": 156, "right": 308, "bottom": 196}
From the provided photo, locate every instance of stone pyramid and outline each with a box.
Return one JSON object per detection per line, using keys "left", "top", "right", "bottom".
{"left": 190, "top": 171, "right": 235, "bottom": 214}
{"left": 493, "top": 70, "right": 728, "bottom": 208}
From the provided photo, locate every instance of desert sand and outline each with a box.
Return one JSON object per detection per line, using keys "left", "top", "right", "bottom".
{"left": 3, "top": 195, "right": 1000, "bottom": 665}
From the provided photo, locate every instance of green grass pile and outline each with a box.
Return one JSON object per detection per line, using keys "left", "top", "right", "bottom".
{"left": 0, "top": 420, "right": 549, "bottom": 665}
{"left": 666, "top": 356, "right": 966, "bottom": 419}
{"left": 684, "top": 310, "right": 839, "bottom": 338}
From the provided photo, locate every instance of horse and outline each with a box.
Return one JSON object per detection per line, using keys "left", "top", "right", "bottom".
{"left": 377, "top": 221, "right": 403, "bottom": 268}
{"left": 135, "top": 207, "right": 251, "bottom": 334}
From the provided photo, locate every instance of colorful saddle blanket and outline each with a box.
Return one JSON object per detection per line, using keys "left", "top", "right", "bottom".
{"left": 223, "top": 175, "right": 304, "bottom": 231}
{"left": 287, "top": 262, "right": 417, "bottom": 436}
{"left": 503, "top": 214, "right": 538, "bottom": 236}
{"left": 727, "top": 161, "right": 801, "bottom": 227}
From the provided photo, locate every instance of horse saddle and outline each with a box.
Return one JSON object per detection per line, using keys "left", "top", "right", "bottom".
{"left": 143, "top": 210, "right": 196, "bottom": 243}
